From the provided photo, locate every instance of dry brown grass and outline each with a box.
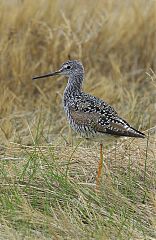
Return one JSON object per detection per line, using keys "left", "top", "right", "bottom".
{"left": 0, "top": 0, "right": 156, "bottom": 239}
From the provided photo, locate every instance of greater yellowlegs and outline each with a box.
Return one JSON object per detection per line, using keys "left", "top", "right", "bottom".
{"left": 32, "top": 60, "right": 145, "bottom": 189}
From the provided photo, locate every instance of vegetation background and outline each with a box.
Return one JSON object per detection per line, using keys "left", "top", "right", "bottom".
{"left": 0, "top": 0, "right": 156, "bottom": 239}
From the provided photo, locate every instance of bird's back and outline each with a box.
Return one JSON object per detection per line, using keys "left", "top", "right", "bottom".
{"left": 64, "top": 91, "right": 145, "bottom": 139}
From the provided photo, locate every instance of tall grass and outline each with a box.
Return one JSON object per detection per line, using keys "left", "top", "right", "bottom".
{"left": 0, "top": 0, "right": 156, "bottom": 239}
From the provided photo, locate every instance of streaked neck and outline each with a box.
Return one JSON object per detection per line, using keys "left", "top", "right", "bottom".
{"left": 64, "top": 74, "right": 83, "bottom": 95}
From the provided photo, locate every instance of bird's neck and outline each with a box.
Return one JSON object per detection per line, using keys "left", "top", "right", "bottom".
{"left": 64, "top": 74, "right": 83, "bottom": 99}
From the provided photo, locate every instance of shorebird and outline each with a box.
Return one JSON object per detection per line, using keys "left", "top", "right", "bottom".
{"left": 32, "top": 60, "right": 145, "bottom": 190}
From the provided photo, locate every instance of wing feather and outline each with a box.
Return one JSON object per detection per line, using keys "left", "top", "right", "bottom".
{"left": 68, "top": 96, "right": 145, "bottom": 138}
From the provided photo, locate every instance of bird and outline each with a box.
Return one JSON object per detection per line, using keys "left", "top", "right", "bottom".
{"left": 32, "top": 60, "right": 145, "bottom": 190}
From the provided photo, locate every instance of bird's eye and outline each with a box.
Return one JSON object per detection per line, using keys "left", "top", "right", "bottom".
{"left": 67, "top": 65, "right": 71, "bottom": 69}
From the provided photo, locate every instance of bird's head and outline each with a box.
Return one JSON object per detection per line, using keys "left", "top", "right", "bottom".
{"left": 32, "top": 60, "right": 84, "bottom": 80}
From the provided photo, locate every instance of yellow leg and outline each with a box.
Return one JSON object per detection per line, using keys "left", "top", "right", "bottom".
{"left": 96, "top": 143, "right": 103, "bottom": 191}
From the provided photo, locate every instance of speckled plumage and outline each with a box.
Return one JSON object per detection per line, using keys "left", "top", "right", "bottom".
{"left": 33, "top": 60, "right": 145, "bottom": 140}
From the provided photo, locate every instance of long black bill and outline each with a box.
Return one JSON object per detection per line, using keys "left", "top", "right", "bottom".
{"left": 32, "top": 71, "right": 60, "bottom": 80}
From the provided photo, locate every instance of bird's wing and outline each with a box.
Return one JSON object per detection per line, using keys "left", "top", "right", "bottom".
{"left": 69, "top": 98, "right": 145, "bottom": 138}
